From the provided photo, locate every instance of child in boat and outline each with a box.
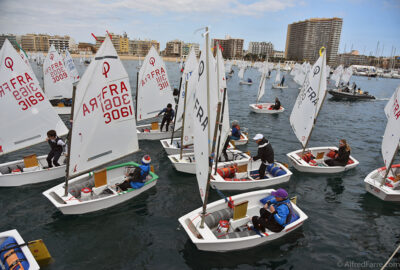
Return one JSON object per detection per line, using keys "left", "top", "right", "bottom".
{"left": 231, "top": 121, "right": 241, "bottom": 140}
{"left": 116, "top": 155, "right": 151, "bottom": 191}
{"left": 252, "top": 134, "right": 274, "bottom": 179}
{"left": 325, "top": 139, "right": 350, "bottom": 166}
{"left": 252, "top": 188, "right": 295, "bottom": 233}
{"left": 157, "top": 103, "right": 175, "bottom": 132}
{"left": 279, "top": 75, "right": 285, "bottom": 86}
{"left": 270, "top": 97, "right": 281, "bottom": 110}
{"left": 46, "top": 130, "right": 65, "bottom": 168}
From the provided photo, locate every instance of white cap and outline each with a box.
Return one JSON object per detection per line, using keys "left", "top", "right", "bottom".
{"left": 253, "top": 134, "right": 263, "bottom": 140}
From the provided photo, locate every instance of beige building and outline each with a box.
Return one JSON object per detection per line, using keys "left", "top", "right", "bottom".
{"left": 285, "top": 17, "right": 343, "bottom": 65}
{"left": 119, "top": 33, "right": 130, "bottom": 55}
{"left": 212, "top": 35, "right": 244, "bottom": 59}
{"left": 0, "top": 34, "right": 18, "bottom": 50}
{"left": 130, "top": 39, "right": 160, "bottom": 56}
{"left": 165, "top": 40, "right": 183, "bottom": 57}
{"left": 21, "top": 34, "right": 49, "bottom": 52}
{"left": 94, "top": 33, "right": 121, "bottom": 53}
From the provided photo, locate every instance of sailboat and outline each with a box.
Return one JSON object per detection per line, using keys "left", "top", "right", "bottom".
{"left": 160, "top": 47, "right": 198, "bottom": 155}
{"left": 135, "top": 46, "right": 180, "bottom": 140}
{"left": 0, "top": 40, "right": 69, "bottom": 186}
{"left": 43, "top": 45, "right": 74, "bottom": 115}
{"left": 272, "top": 62, "right": 288, "bottom": 89}
{"left": 364, "top": 85, "right": 400, "bottom": 201}
{"left": 178, "top": 30, "right": 307, "bottom": 252}
{"left": 286, "top": 48, "right": 359, "bottom": 173}
{"left": 63, "top": 49, "right": 80, "bottom": 84}
{"left": 42, "top": 36, "right": 158, "bottom": 215}
{"left": 249, "top": 65, "right": 285, "bottom": 114}
{"left": 168, "top": 43, "right": 250, "bottom": 174}
{"left": 238, "top": 65, "right": 252, "bottom": 85}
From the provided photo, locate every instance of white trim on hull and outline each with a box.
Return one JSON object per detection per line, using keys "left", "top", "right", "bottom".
{"left": 53, "top": 106, "right": 71, "bottom": 115}
{"left": 364, "top": 165, "right": 400, "bottom": 201}
{"left": 249, "top": 103, "right": 285, "bottom": 114}
{"left": 272, "top": 84, "right": 288, "bottom": 89}
{"left": 168, "top": 150, "right": 251, "bottom": 175}
{"left": 239, "top": 81, "right": 253, "bottom": 85}
{"left": 43, "top": 162, "right": 158, "bottom": 215}
{"left": 160, "top": 138, "right": 194, "bottom": 155}
{"left": 0, "top": 154, "right": 66, "bottom": 186}
{"left": 0, "top": 229, "right": 40, "bottom": 270}
{"left": 178, "top": 189, "right": 307, "bottom": 252}
{"left": 211, "top": 159, "right": 292, "bottom": 190}
{"left": 137, "top": 123, "right": 182, "bottom": 140}
{"left": 286, "top": 146, "right": 359, "bottom": 174}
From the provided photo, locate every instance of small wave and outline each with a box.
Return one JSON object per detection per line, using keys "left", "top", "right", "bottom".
{"left": 375, "top": 98, "right": 390, "bottom": 101}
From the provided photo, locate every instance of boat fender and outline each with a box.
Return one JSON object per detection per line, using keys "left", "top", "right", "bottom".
{"left": 0, "top": 237, "right": 29, "bottom": 270}
{"left": 11, "top": 168, "right": 21, "bottom": 174}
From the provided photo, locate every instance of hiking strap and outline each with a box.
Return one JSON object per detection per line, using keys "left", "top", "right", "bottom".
{"left": 214, "top": 187, "right": 234, "bottom": 209}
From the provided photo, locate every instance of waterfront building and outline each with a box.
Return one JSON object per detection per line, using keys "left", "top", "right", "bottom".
{"left": 165, "top": 40, "right": 183, "bottom": 57}
{"left": 49, "top": 35, "right": 70, "bottom": 52}
{"left": 285, "top": 17, "right": 342, "bottom": 65}
{"left": 21, "top": 34, "right": 49, "bottom": 52}
{"left": 182, "top": 43, "right": 200, "bottom": 57}
{"left": 212, "top": 35, "right": 244, "bottom": 59}
{"left": 248, "top": 41, "right": 274, "bottom": 57}
{"left": 0, "top": 34, "right": 18, "bottom": 50}
{"left": 130, "top": 39, "right": 160, "bottom": 56}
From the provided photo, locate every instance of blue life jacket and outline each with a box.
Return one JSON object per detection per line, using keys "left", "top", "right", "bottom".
{"left": 231, "top": 127, "right": 241, "bottom": 138}
{"left": 259, "top": 196, "right": 299, "bottom": 226}
{"left": 139, "top": 164, "right": 150, "bottom": 180}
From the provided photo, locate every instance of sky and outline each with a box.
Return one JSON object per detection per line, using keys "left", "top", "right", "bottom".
{"left": 0, "top": 0, "right": 399, "bottom": 56}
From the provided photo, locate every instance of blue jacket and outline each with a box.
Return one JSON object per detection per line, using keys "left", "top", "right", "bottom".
{"left": 231, "top": 126, "right": 241, "bottom": 138}
{"left": 158, "top": 108, "right": 175, "bottom": 119}
{"left": 269, "top": 198, "right": 292, "bottom": 226}
{"left": 138, "top": 164, "right": 150, "bottom": 181}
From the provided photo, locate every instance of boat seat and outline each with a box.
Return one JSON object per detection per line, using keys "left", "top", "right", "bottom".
{"left": 204, "top": 208, "right": 233, "bottom": 229}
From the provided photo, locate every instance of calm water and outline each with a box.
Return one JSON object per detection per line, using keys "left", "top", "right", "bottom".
{"left": 1, "top": 59, "right": 400, "bottom": 270}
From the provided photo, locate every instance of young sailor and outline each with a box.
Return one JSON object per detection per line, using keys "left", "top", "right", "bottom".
{"left": 252, "top": 134, "right": 274, "bottom": 179}
{"left": 46, "top": 130, "right": 65, "bottom": 168}
{"left": 279, "top": 75, "right": 285, "bottom": 86}
{"left": 252, "top": 188, "right": 296, "bottom": 233}
{"left": 231, "top": 121, "right": 242, "bottom": 140}
{"left": 325, "top": 139, "right": 350, "bottom": 167}
{"left": 271, "top": 97, "right": 281, "bottom": 110}
{"left": 157, "top": 103, "right": 175, "bottom": 132}
{"left": 116, "top": 155, "right": 151, "bottom": 191}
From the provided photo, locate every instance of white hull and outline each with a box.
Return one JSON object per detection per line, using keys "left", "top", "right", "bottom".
{"left": 272, "top": 84, "right": 288, "bottom": 89}
{"left": 53, "top": 106, "right": 71, "bottom": 115}
{"left": 286, "top": 146, "right": 359, "bottom": 174}
{"left": 160, "top": 138, "right": 233, "bottom": 156}
{"left": 239, "top": 81, "right": 253, "bottom": 85}
{"left": 211, "top": 159, "right": 292, "bottom": 190}
{"left": 160, "top": 138, "right": 194, "bottom": 155}
{"left": 137, "top": 123, "right": 182, "bottom": 140}
{"left": 0, "top": 154, "right": 66, "bottom": 186}
{"left": 43, "top": 162, "right": 158, "bottom": 215}
{"left": 168, "top": 150, "right": 251, "bottom": 174}
{"left": 231, "top": 132, "right": 248, "bottom": 146}
{"left": 364, "top": 165, "right": 400, "bottom": 201}
{"left": 0, "top": 230, "right": 40, "bottom": 269}
{"left": 178, "top": 189, "right": 307, "bottom": 252}
{"left": 249, "top": 103, "right": 285, "bottom": 114}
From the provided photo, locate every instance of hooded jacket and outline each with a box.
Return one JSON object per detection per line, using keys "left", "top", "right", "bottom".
{"left": 253, "top": 138, "right": 274, "bottom": 164}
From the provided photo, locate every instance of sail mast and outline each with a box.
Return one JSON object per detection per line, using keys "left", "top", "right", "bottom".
{"left": 179, "top": 81, "right": 189, "bottom": 159}
{"left": 170, "top": 77, "right": 183, "bottom": 143}
{"left": 64, "top": 86, "right": 76, "bottom": 196}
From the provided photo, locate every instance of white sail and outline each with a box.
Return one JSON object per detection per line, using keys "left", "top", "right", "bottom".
{"left": 274, "top": 63, "right": 281, "bottom": 84}
{"left": 341, "top": 67, "right": 353, "bottom": 85}
{"left": 68, "top": 36, "right": 139, "bottom": 177}
{"left": 64, "top": 50, "right": 80, "bottom": 83}
{"left": 257, "top": 72, "right": 267, "bottom": 103}
{"left": 216, "top": 46, "right": 230, "bottom": 156}
{"left": 136, "top": 46, "right": 174, "bottom": 121}
{"left": 193, "top": 38, "right": 218, "bottom": 203}
{"left": 238, "top": 67, "right": 244, "bottom": 80}
{"left": 331, "top": 65, "right": 343, "bottom": 87}
{"left": 0, "top": 39, "right": 68, "bottom": 155}
{"left": 382, "top": 86, "right": 400, "bottom": 169}
{"left": 175, "top": 47, "right": 198, "bottom": 132}
{"left": 290, "top": 50, "right": 327, "bottom": 148}
{"left": 19, "top": 51, "right": 32, "bottom": 72}
{"left": 43, "top": 45, "right": 73, "bottom": 100}
{"left": 385, "top": 89, "right": 397, "bottom": 119}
